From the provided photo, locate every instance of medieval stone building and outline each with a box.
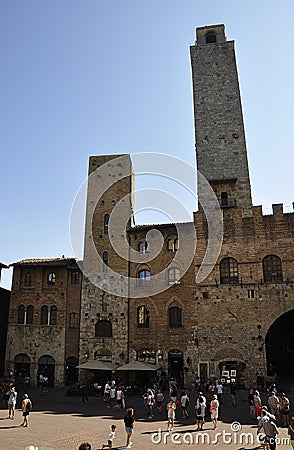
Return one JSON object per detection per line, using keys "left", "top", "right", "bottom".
{"left": 0, "top": 262, "right": 10, "bottom": 377}
{"left": 5, "top": 258, "right": 82, "bottom": 387}
{"left": 79, "top": 24, "right": 294, "bottom": 388}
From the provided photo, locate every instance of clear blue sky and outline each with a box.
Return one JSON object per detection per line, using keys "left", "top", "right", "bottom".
{"left": 1, "top": 0, "right": 294, "bottom": 289}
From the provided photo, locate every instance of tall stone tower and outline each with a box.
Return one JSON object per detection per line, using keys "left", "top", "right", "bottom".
{"left": 190, "top": 24, "right": 252, "bottom": 215}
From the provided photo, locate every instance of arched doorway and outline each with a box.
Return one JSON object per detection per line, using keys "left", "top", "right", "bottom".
{"left": 38, "top": 355, "right": 55, "bottom": 387}
{"left": 94, "top": 348, "right": 112, "bottom": 363}
{"left": 266, "top": 310, "right": 294, "bottom": 386}
{"left": 218, "top": 360, "right": 246, "bottom": 388}
{"left": 14, "top": 354, "right": 30, "bottom": 381}
{"left": 65, "top": 357, "right": 78, "bottom": 386}
{"left": 168, "top": 349, "right": 184, "bottom": 387}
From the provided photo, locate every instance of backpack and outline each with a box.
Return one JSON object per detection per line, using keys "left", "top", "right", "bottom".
{"left": 26, "top": 400, "right": 32, "bottom": 411}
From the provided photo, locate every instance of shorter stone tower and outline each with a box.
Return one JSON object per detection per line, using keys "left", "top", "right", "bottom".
{"left": 79, "top": 154, "right": 134, "bottom": 369}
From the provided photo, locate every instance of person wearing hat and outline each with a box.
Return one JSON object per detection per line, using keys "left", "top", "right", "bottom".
{"left": 8, "top": 386, "right": 17, "bottom": 419}
{"left": 21, "top": 394, "right": 32, "bottom": 427}
{"left": 209, "top": 394, "right": 219, "bottom": 430}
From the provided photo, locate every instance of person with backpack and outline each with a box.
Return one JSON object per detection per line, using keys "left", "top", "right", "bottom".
{"left": 180, "top": 390, "right": 189, "bottom": 418}
{"left": 21, "top": 393, "right": 32, "bottom": 427}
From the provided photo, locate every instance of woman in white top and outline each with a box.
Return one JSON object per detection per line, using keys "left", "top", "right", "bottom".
{"left": 167, "top": 399, "right": 176, "bottom": 431}
{"left": 8, "top": 386, "right": 17, "bottom": 419}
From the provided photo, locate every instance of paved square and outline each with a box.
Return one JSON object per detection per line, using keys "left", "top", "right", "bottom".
{"left": 0, "top": 388, "right": 291, "bottom": 449}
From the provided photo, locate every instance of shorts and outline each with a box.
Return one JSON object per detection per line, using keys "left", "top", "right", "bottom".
{"left": 107, "top": 440, "right": 112, "bottom": 445}
{"left": 23, "top": 412, "right": 29, "bottom": 417}
{"left": 249, "top": 405, "right": 255, "bottom": 412}
{"left": 125, "top": 427, "right": 133, "bottom": 435}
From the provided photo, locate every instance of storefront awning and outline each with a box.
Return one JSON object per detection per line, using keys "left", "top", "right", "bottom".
{"left": 76, "top": 360, "right": 117, "bottom": 371}
{"left": 116, "top": 360, "right": 160, "bottom": 371}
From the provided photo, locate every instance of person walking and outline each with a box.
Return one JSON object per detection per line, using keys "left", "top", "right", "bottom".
{"left": 248, "top": 388, "right": 256, "bottom": 419}
{"left": 156, "top": 389, "right": 164, "bottom": 413}
{"left": 210, "top": 394, "right": 219, "bottom": 430}
{"left": 268, "top": 391, "right": 280, "bottom": 423}
{"left": 180, "top": 390, "right": 189, "bottom": 418}
{"left": 230, "top": 383, "right": 237, "bottom": 407}
{"left": 146, "top": 389, "right": 155, "bottom": 418}
{"left": 124, "top": 407, "right": 135, "bottom": 448}
{"left": 254, "top": 390, "right": 262, "bottom": 418}
{"left": 288, "top": 416, "right": 294, "bottom": 449}
{"left": 280, "top": 392, "right": 290, "bottom": 426}
{"left": 8, "top": 386, "right": 17, "bottom": 419}
{"left": 195, "top": 393, "right": 206, "bottom": 431}
{"left": 21, "top": 393, "right": 32, "bottom": 427}
{"left": 79, "top": 382, "right": 89, "bottom": 404}
{"left": 167, "top": 399, "right": 176, "bottom": 432}
{"left": 101, "top": 424, "right": 116, "bottom": 449}
{"left": 263, "top": 416, "right": 279, "bottom": 450}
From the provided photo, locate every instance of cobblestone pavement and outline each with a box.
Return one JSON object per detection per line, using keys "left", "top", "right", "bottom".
{"left": 0, "top": 388, "right": 292, "bottom": 450}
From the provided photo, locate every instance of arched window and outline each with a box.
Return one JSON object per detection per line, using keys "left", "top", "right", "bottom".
{"left": 24, "top": 273, "right": 33, "bottom": 287}
{"left": 95, "top": 320, "right": 112, "bottom": 338}
{"left": 137, "top": 269, "right": 151, "bottom": 287}
{"left": 169, "top": 306, "right": 182, "bottom": 328}
{"left": 138, "top": 241, "right": 150, "bottom": 254}
{"left": 103, "top": 251, "right": 109, "bottom": 266}
{"left": 26, "top": 305, "right": 34, "bottom": 325}
{"left": 69, "top": 312, "right": 78, "bottom": 329}
{"left": 168, "top": 268, "right": 181, "bottom": 284}
{"left": 47, "top": 272, "right": 56, "bottom": 285}
{"left": 137, "top": 305, "right": 149, "bottom": 328}
{"left": 17, "top": 305, "right": 25, "bottom": 324}
{"left": 220, "top": 257, "right": 239, "bottom": 284}
{"left": 167, "top": 238, "right": 179, "bottom": 252}
{"left": 104, "top": 214, "right": 110, "bottom": 234}
{"left": 50, "top": 305, "right": 57, "bottom": 325}
{"left": 263, "top": 255, "right": 283, "bottom": 282}
{"left": 40, "top": 305, "right": 49, "bottom": 325}
{"left": 94, "top": 348, "right": 112, "bottom": 362}
{"left": 206, "top": 31, "right": 217, "bottom": 43}
{"left": 137, "top": 349, "right": 156, "bottom": 364}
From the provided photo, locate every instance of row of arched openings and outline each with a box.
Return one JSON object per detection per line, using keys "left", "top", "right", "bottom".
{"left": 18, "top": 305, "right": 58, "bottom": 325}
{"left": 137, "top": 305, "right": 182, "bottom": 328}
{"left": 23, "top": 270, "right": 80, "bottom": 287}
{"left": 220, "top": 255, "right": 283, "bottom": 284}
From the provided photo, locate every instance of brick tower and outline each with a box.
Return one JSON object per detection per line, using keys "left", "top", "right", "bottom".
{"left": 190, "top": 24, "right": 252, "bottom": 215}
{"left": 79, "top": 154, "right": 134, "bottom": 370}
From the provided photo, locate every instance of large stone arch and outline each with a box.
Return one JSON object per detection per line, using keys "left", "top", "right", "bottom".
{"left": 265, "top": 308, "right": 294, "bottom": 388}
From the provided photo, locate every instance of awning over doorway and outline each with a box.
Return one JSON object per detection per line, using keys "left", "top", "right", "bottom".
{"left": 76, "top": 360, "right": 117, "bottom": 371}
{"left": 116, "top": 361, "right": 160, "bottom": 371}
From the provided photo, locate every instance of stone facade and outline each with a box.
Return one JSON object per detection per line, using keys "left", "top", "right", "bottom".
{"left": 190, "top": 24, "right": 252, "bottom": 214}
{"left": 78, "top": 155, "right": 133, "bottom": 372}
{"left": 79, "top": 24, "right": 294, "bottom": 388}
{"left": 5, "top": 258, "right": 81, "bottom": 387}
